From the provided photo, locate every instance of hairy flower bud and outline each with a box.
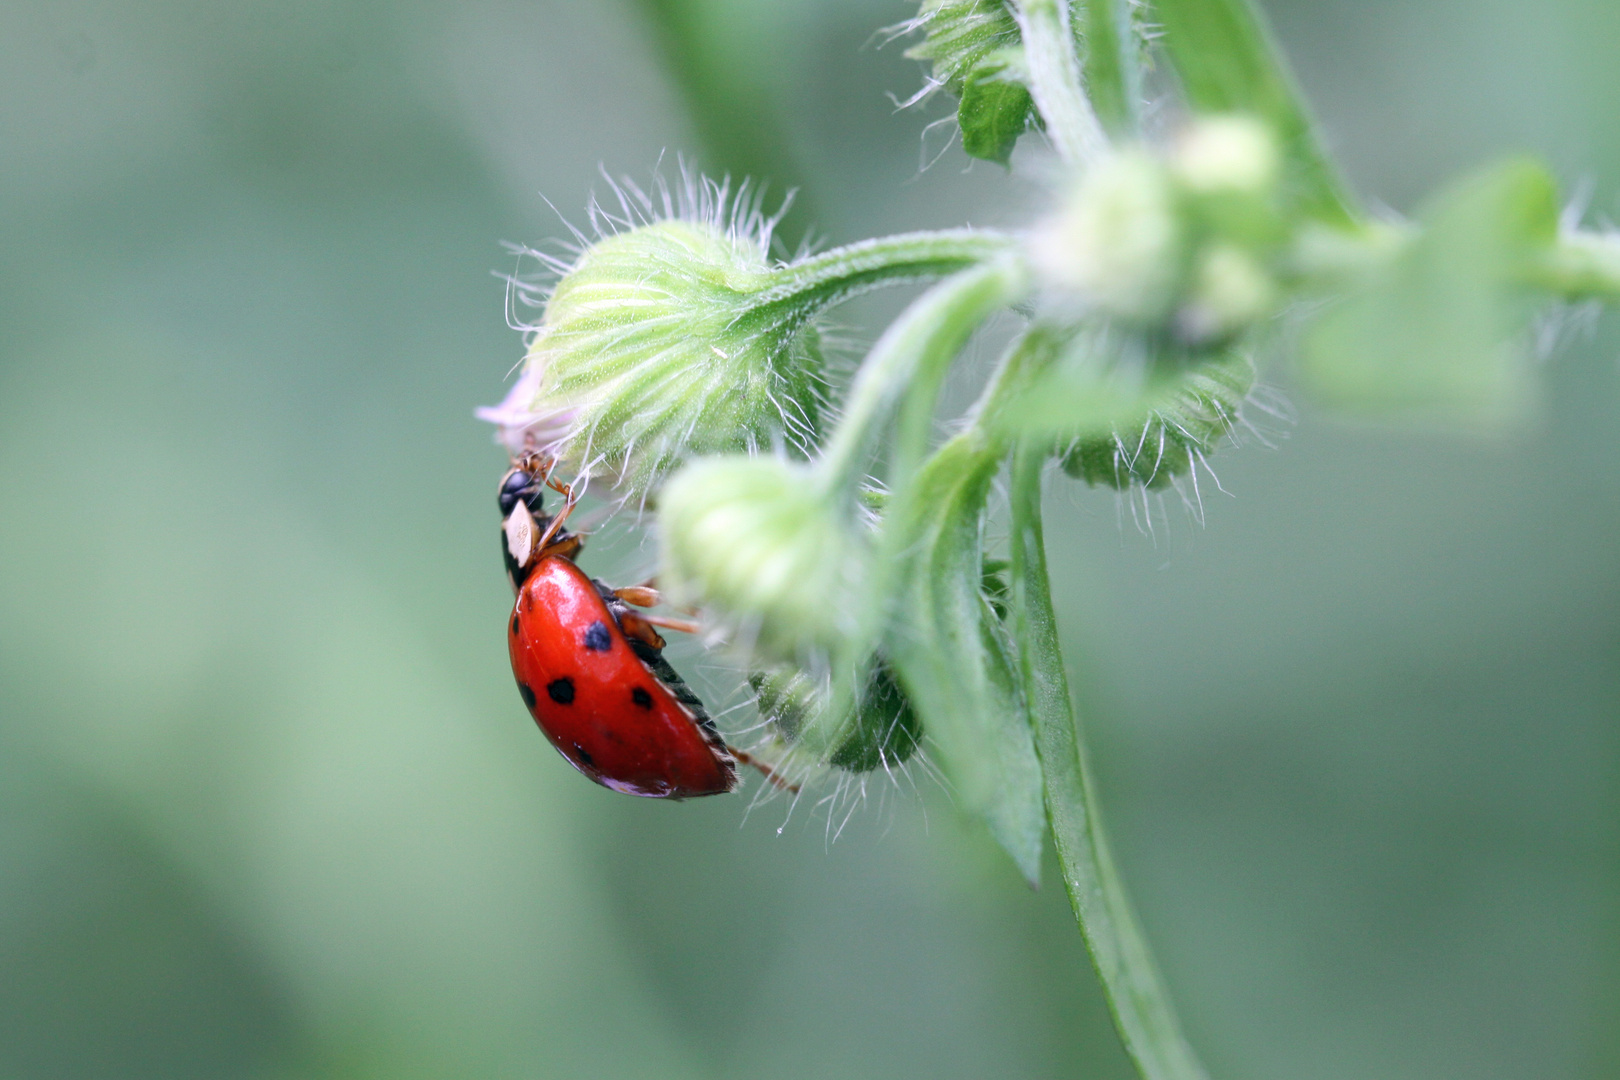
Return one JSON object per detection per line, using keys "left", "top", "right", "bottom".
{"left": 658, "top": 456, "right": 860, "bottom": 663}
{"left": 486, "top": 216, "right": 827, "bottom": 500}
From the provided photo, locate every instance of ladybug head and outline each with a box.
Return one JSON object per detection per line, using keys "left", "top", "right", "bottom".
{"left": 498, "top": 467, "right": 546, "bottom": 518}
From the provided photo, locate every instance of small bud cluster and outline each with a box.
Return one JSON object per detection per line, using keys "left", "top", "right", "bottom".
{"left": 1028, "top": 115, "right": 1286, "bottom": 346}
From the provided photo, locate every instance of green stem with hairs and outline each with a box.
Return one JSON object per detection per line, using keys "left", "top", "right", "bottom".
{"left": 1009, "top": 443, "right": 1210, "bottom": 1080}
{"left": 816, "top": 256, "right": 1027, "bottom": 499}
{"left": 1013, "top": 0, "right": 1109, "bottom": 165}
{"left": 743, "top": 229, "right": 1017, "bottom": 333}
{"left": 1080, "top": 0, "right": 1144, "bottom": 137}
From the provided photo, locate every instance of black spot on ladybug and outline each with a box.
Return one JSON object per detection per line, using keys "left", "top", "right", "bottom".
{"left": 573, "top": 742, "right": 595, "bottom": 767}
{"left": 631, "top": 686, "right": 654, "bottom": 710}
{"left": 511, "top": 612, "right": 521, "bottom": 637}
{"left": 547, "top": 677, "right": 576, "bottom": 704}
{"left": 516, "top": 682, "right": 536, "bottom": 709}
{"left": 582, "top": 621, "right": 612, "bottom": 652}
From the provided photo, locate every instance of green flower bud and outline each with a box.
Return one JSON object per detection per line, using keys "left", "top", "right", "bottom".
{"left": 1171, "top": 115, "right": 1280, "bottom": 196}
{"left": 513, "top": 217, "right": 827, "bottom": 499}
{"left": 1060, "top": 352, "right": 1255, "bottom": 490}
{"left": 1029, "top": 149, "right": 1184, "bottom": 323}
{"left": 1177, "top": 243, "right": 1278, "bottom": 344}
{"left": 658, "top": 456, "right": 860, "bottom": 663}
{"left": 749, "top": 658, "right": 921, "bottom": 773}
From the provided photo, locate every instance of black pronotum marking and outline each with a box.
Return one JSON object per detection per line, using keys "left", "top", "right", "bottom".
{"left": 517, "top": 682, "right": 537, "bottom": 709}
{"left": 582, "top": 621, "right": 612, "bottom": 652}
{"left": 547, "top": 677, "right": 576, "bottom": 704}
{"left": 630, "top": 686, "right": 653, "bottom": 710}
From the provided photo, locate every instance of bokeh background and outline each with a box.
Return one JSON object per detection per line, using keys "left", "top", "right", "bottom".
{"left": 2, "top": 1, "right": 1618, "bottom": 1077}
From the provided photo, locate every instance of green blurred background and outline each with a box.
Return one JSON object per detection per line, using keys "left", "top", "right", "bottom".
{"left": 2, "top": 1, "right": 1618, "bottom": 1077}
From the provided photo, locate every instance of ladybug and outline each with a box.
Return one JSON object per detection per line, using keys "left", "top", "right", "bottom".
{"left": 497, "top": 457, "right": 789, "bottom": 799}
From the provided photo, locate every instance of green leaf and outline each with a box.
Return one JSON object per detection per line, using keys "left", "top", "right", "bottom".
{"left": 827, "top": 658, "right": 924, "bottom": 772}
{"left": 1059, "top": 351, "right": 1254, "bottom": 491}
{"left": 907, "top": 0, "right": 1046, "bottom": 163}
{"left": 958, "top": 69, "right": 1034, "bottom": 164}
{"left": 1009, "top": 445, "right": 1209, "bottom": 1080}
{"left": 885, "top": 435, "right": 1046, "bottom": 884}
{"left": 985, "top": 328, "right": 1252, "bottom": 477}
{"left": 1300, "top": 157, "right": 1560, "bottom": 425}
{"left": 1150, "top": 0, "right": 1357, "bottom": 225}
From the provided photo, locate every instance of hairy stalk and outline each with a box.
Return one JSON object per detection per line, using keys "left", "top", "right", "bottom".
{"left": 1012, "top": 0, "right": 1109, "bottom": 165}
{"left": 1079, "top": 0, "right": 1144, "bottom": 137}
{"left": 1009, "top": 444, "right": 1209, "bottom": 1080}
{"left": 743, "top": 229, "right": 1017, "bottom": 332}
{"left": 818, "top": 256, "right": 1027, "bottom": 499}
{"left": 820, "top": 276, "right": 1028, "bottom": 737}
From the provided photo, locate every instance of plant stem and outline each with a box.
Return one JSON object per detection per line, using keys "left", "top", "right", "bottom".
{"left": 815, "top": 264, "right": 1026, "bottom": 735}
{"left": 817, "top": 256, "right": 1026, "bottom": 499}
{"left": 1013, "top": 0, "right": 1109, "bottom": 166}
{"left": 1008, "top": 445, "right": 1210, "bottom": 1080}
{"left": 1080, "top": 0, "right": 1144, "bottom": 137}
{"left": 746, "top": 229, "right": 1017, "bottom": 326}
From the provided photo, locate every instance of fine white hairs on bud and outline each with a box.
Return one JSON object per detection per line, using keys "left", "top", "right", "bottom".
{"left": 480, "top": 173, "right": 827, "bottom": 503}
{"left": 658, "top": 455, "right": 861, "bottom": 665}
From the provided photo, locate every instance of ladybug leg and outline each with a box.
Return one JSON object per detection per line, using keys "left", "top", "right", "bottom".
{"left": 537, "top": 532, "right": 583, "bottom": 562}
{"left": 534, "top": 481, "right": 578, "bottom": 553}
{"left": 611, "top": 585, "right": 661, "bottom": 608}
{"left": 638, "top": 613, "right": 703, "bottom": 636}
{"left": 729, "top": 747, "right": 801, "bottom": 794}
{"left": 612, "top": 584, "right": 702, "bottom": 620}
{"left": 615, "top": 610, "right": 669, "bottom": 652}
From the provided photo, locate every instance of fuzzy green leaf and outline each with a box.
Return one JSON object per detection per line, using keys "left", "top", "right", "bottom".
{"left": 958, "top": 69, "right": 1035, "bottom": 164}
{"left": 886, "top": 435, "right": 1046, "bottom": 884}
{"left": 1300, "top": 157, "right": 1559, "bottom": 425}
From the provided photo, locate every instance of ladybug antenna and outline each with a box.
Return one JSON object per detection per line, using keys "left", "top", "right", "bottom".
{"left": 730, "top": 746, "right": 801, "bottom": 795}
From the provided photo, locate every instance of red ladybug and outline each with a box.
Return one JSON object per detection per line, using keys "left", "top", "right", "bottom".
{"left": 498, "top": 457, "right": 787, "bottom": 799}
